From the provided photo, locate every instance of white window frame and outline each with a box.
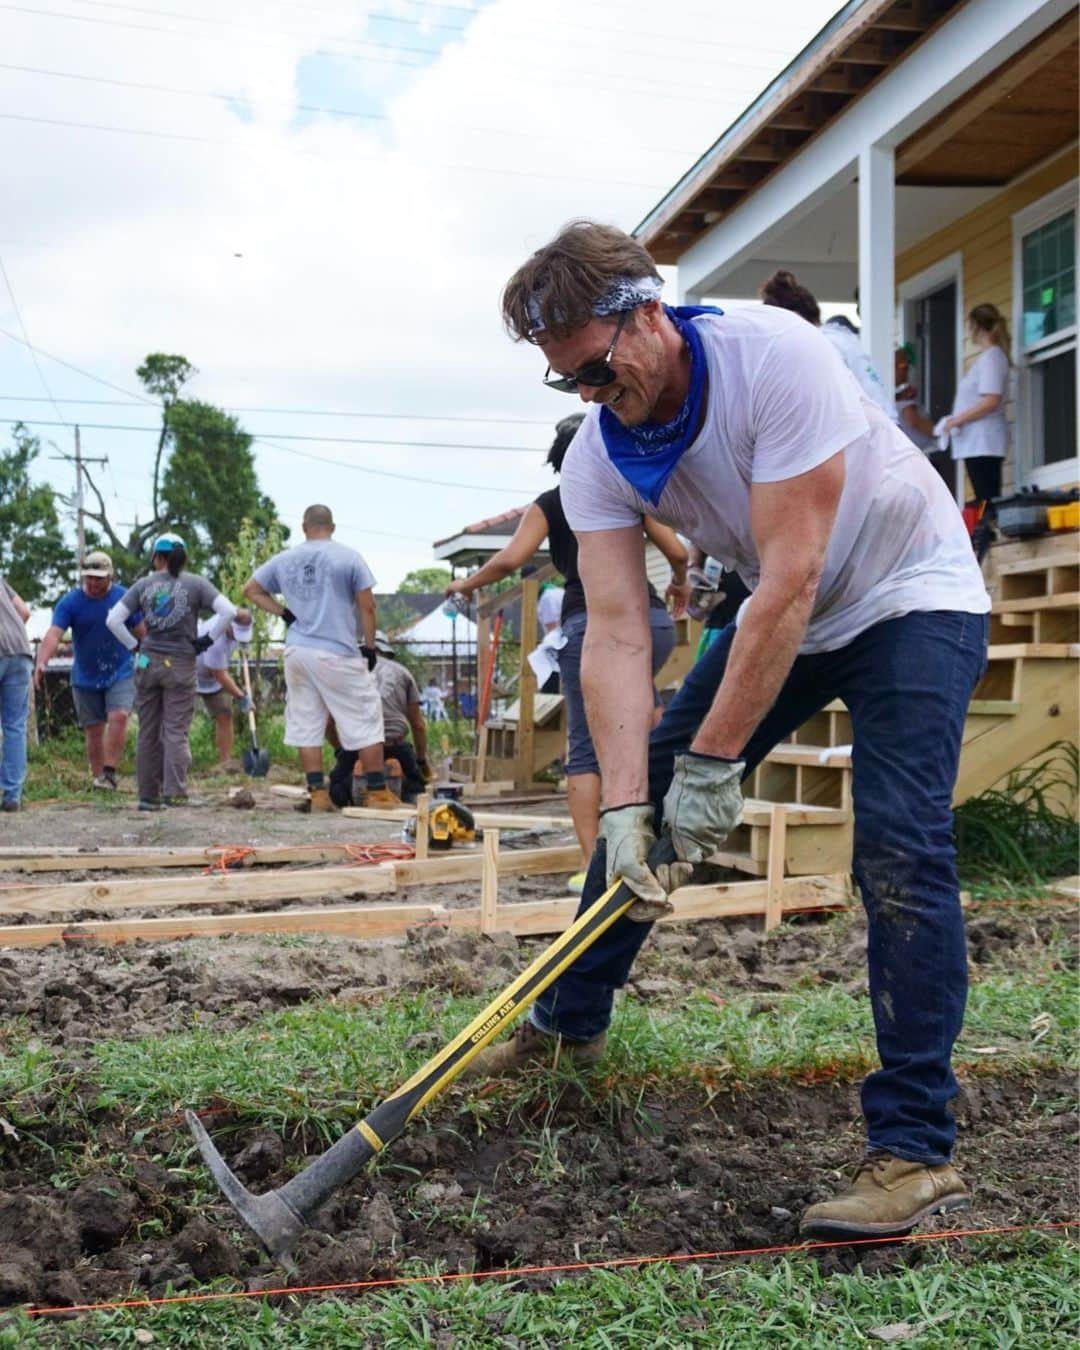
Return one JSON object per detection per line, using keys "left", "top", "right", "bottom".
{"left": 1011, "top": 180, "right": 1078, "bottom": 490}
{"left": 899, "top": 251, "right": 965, "bottom": 504}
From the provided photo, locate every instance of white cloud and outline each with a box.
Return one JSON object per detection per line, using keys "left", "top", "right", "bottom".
{"left": 1, "top": 0, "right": 840, "bottom": 585}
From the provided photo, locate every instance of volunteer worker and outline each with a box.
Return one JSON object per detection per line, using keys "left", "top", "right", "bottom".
{"left": 942, "top": 303, "right": 1011, "bottom": 509}
{"left": 195, "top": 608, "right": 254, "bottom": 766}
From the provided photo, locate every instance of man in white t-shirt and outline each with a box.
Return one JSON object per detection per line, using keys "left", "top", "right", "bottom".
{"left": 195, "top": 608, "right": 254, "bottom": 765}
{"left": 468, "top": 222, "right": 990, "bottom": 1243}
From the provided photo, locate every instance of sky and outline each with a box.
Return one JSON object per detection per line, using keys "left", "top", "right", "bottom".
{"left": 0, "top": 0, "right": 843, "bottom": 592}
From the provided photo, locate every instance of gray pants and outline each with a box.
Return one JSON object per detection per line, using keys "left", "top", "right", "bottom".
{"left": 134, "top": 652, "right": 197, "bottom": 800}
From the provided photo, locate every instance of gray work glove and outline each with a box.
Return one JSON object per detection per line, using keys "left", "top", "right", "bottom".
{"left": 599, "top": 803, "right": 675, "bottom": 923}
{"left": 662, "top": 752, "right": 745, "bottom": 868}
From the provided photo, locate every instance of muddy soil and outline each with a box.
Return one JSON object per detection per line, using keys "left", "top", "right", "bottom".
{"left": 0, "top": 897, "right": 1075, "bottom": 1311}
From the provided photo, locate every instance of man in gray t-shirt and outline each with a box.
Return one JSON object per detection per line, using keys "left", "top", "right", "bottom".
{"left": 244, "top": 504, "right": 396, "bottom": 812}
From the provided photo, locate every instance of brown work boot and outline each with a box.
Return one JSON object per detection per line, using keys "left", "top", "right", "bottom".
{"left": 800, "top": 1151, "right": 970, "bottom": 1240}
{"left": 294, "top": 786, "right": 335, "bottom": 814}
{"left": 460, "top": 1021, "right": 607, "bottom": 1079}
{"left": 364, "top": 786, "right": 402, "bottom": 808}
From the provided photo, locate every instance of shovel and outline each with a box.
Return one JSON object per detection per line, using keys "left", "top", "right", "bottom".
{"left": 239, "top": 648, "right": 270, "bottom": 778}
{"left": 187, "top": 837, "right": 676, "bottom": 1267}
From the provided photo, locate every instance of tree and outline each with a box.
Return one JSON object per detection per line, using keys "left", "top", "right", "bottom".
{"left": 217, "top": 515, "right": 288, "bottom": 649}
{"left": 80, "top": 353, "right": 286, "bottom": 584}
{"left": 397, "top": 566, "right": 452, "bottom": 593}
{"left": 0, "top": 425, "right": 75, "bottom": 603}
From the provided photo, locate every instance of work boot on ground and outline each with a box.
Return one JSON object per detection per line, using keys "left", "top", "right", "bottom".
{"left": 364, "top": 786, "right": 401, "bottom": 808}
{"left": 294, "top": 786, "right": 335, "bottom": 814}
{"left": 460, "top": 1021, "right": 607, "bottom": 1079}
{"left": 800, "top": 1151, "right": 970, "bottom": 1240}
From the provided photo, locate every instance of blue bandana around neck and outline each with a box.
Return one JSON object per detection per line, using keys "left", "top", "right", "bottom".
{"left": 599, "top": 304, "right": 723, "bottom": 507}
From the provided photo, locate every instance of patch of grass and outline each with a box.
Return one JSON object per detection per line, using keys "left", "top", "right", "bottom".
{"left": 6, "top": 1232, "right": 1075, "bottom": 1347}
{"left": 956, "top": 742, "right": 1079, "bottom": 888}
{"left": 3, "top": 956, "right": 1069, "bottom": 1139}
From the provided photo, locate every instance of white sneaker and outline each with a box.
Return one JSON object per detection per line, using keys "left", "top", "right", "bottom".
{"left": 92, "top": 774, "right": 117, "bottom": 791}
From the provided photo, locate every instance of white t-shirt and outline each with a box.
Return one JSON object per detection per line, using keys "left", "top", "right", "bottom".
{"left": 950, "top": 345, "right": 1009, "bottom": 461}
{"left": 537, "top": 586, "right": 565, "bottom": 630}
{"left": 195, "top": 619, "right": 239, "bottom": 695}
{"left": 821, "top": 321, "right": 897, "bottom": 421}
{"left": 560, "top": 306, "right": 989, "bottom": 655}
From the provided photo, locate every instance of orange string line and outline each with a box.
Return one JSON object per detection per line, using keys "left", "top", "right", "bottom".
{"left": 23, "top": 1220, "right": 1076, "bottom": 1318}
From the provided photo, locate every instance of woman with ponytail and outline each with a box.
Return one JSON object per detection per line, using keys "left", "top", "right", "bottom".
{"left": 942, "top": 303, "right": 1011, "bottom": 512}
{"left": 107, "top": 533, "right": 236, "bottom": 809}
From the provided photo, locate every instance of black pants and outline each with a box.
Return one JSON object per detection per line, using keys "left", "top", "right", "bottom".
{"left": 964, "top": 456, "right": 1002, "bottom": 504}
{"left": 328, "top": 740, "right": 426, "bottom": 806}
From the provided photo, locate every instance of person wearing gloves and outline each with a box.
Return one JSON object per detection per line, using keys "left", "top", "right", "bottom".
{"left": 446, "top": 411, "right": 688, "bottom": 875}
{"left": 195, "top": 607, "right": 254, "bottom": 766}
{"left": 107, "top": 534, "right": 236, "bottom": 810}
{"left": 467, "top": 222, "right": 991, "bottom": 1246}
{"left": 34, "top": 551, "right": 145, "bottom": 791}
{"left": 244, "top": 504, "right": 396, "bottom": 813}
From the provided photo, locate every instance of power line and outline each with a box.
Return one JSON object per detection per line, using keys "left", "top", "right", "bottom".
{"left": 0, "top": 325, "right": 156, "bottom": 402}
{"left": 0, "top": 395, "right": 556, "bottom": 428}
{"left": 0, "top": 255, "right": 68, "bottom": 425}
{"left": 1, "top": 3, "right": 781, "bottom": 101}
{"left": 0, "top": 112, "right": 671, "bottom": 190}
{"left": 0, "top": 61, "right": 709, "bottom": 157}
{"left": 0, "top": 417, "right": 546, "bottom": 453}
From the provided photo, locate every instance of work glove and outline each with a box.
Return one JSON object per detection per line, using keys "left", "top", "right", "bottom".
{"left": 234, "top": 694, "right": 253, "bottom": 714}
{"left": 281, "top": 607, "right": 298, "bottom": 627}
{"left": 360, "top": 645, "right": 378, "bottom": 672}
{"left": 599, "top": 804, "right": 676, "bottom": 923}
{"left": 417, "top": 757, "right": 433, "bottom": 783}
{"left": 662, "top": 752, "right": 745, "bottom": 870}
{"left": 191, "top": 633, "right": 214, "bottom": 655}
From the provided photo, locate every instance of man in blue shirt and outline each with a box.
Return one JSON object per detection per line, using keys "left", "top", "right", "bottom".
{"left": 34, "top": 552, "right": 144, "bottom": 791}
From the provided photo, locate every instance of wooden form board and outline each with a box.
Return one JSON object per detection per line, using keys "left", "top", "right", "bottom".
{"left": 341, "top": 806, "right": 571, "bottom": 831}
{"left": 0, "top": 903, "right": 449, "bottom": 949}
{"left": 0, "top": 844, "right": 399, "bottom": 875}
{"left": 0, "top": 843, "right": 583, "bottom": 918}
{"left": 0, "top": 875, "right": 853, "bottom": 949}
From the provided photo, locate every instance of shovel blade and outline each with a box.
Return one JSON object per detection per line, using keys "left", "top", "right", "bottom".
{"left": 243, "top": 747, "right": 271, "bottom": 778}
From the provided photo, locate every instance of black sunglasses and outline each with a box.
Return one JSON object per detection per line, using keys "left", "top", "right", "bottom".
{"left": 542, "top": 309, "right": 630, "bottom": 394}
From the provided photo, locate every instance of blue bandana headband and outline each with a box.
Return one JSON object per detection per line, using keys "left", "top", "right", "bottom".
{"left": 526, "top": 274, "right": 664, "bottom": 335}
{"left": 598, "top": 304, "right": 724, "bottom": 507}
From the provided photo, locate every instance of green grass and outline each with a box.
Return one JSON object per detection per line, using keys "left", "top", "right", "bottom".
{"left": 3, "top": 954, "right": 1074, "bottom": 1141}
{"left": 4, "top": 1232, "right": 1075, "bottom": 1347}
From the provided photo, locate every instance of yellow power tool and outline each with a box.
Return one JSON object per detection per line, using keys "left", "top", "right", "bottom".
{"left": 403, "top": 798, "right": 477, "bottom": 850}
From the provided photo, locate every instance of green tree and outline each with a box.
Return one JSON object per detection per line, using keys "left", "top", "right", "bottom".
{"left": 397, "top": 566, "right": 452, "bottom": 593}
{"left": 80, "top": 353, "right": 285, "bottom": 584}
{"left": 0, "top": 424, "right": 75, "bottom": 603}
{"left": 217, "top": 515, "right": 288, "bottom": 649}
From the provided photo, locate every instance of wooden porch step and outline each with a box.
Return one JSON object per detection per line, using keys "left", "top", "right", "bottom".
{"left": 967, "top": 699, "right": 1020, "bottom": 716}
{"left": 992, "top": 591, "right": 1080, "bottom": 614}
{"left": 997, "top": 549, "right": 1079, "bottom": 576}
{"left": 741, "top": 798, "right": 849, "bottom": 827}
{"left": 986, "top": 642, "right": 1080, "bottom": 659}
{"left": 766, "top": 743, "right": 852, "bottom": 769}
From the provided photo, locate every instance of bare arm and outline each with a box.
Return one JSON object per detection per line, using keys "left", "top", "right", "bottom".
{"left": 577, "top": 526, "right": 655, "bottom": 806}
{"left": 356, "top": 588, "right": 377, "bottom": 650}
{"left": 243, "top": 577, "right": 285, "bottom": 618}
{"left": 206, "top": 665, "right": 244, "bottom": 700}
{"left": 33, "top": 624, "right": 63, "bottom": 687}
{"left": 946, "top": 393, "right": 1002, "bottom": 432}
{"left": 7, "top": 589, "right": 30, "bottom": 624}
{"left": 406, "top": 701, "right": 428, "bottom": 760}
{"left": 445, "top": 505, "right": 549, "bottom": 598}
{"left": 644, "top": 517, "right": 690, "bottom": 617}
{"left": 691, "top": 452, "right": 845, "bottom": 758}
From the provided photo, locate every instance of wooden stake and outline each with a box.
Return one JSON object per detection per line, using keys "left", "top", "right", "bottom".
{"left": 414, "top": 793, "right": 430, "bottom": 861}
{"left": 516, "top": 575, "right": 538, "bottom": 790}
{"left": 480, "top": 829, "right": 499, "bottom": 934}
{"left": 764, "top": 803, "right": 787, "bottom": 931}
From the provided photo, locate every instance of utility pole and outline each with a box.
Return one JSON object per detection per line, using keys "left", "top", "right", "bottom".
{"left": 50, "top": 425, "right": 107, "bottom": 575}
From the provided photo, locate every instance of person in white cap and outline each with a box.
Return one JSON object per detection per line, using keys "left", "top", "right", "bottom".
{"left": 107, "top": 533, "right": 236, "bottom": 809}
{"left": 195, "top": 607, "right": 255, "bottom": 766}
{"left": 34, "top": 551, "right": 146, "bottom": 791}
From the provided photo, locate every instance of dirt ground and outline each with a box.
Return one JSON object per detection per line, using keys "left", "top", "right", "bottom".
{"left": 0, "top": 784, "right": 1075, "bottom": 1314}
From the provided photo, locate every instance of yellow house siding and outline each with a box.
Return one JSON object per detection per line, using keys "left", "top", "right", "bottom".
{"left": 896, "top": 149, "right": 1077, "bottom": 495}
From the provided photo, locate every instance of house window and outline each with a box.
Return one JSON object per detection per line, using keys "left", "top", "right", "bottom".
{"left": 1015, "top": 194, "right": 1077, "bottom": 481}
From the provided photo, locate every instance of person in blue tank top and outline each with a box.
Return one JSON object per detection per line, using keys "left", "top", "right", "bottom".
{"left": 34, "top": 551, "right": 145, "bottom": 792}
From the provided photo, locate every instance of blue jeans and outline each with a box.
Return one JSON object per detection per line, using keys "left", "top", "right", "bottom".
{"left": 533, "top": 609, "right": 989, "bottom": 1164}
{"left": 0, "top": 653, "right": 32, "bottom": 804}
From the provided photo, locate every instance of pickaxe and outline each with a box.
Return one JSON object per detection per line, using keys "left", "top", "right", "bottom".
{"left": 187, "top": 838, "right": 674, "bottom": 1266}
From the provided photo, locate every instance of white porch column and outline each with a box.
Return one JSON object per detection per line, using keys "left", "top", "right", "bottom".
{"left": 857, "top": 143, "right": 895, "bottom": 390}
